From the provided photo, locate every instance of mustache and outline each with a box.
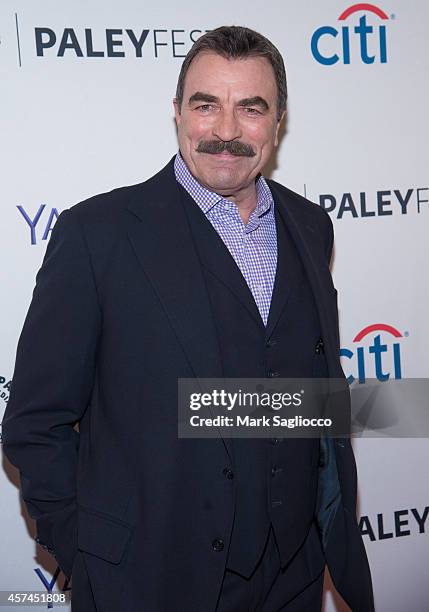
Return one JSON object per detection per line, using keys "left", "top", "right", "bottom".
{"left": 196, "top": 140, "right": 256, "bottom": 157}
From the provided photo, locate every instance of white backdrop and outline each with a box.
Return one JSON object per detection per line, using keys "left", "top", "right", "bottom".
{"left": 1, "top": 1, "right": 428, "bottom": 610}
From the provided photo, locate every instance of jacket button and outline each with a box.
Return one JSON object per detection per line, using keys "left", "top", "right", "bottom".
{"left": 222, "top": 467, "right": 234, "bottom": 479}
{"left": 212, "top": 539, "right": 224, "bottom": 552}
{"left": 266, "top": 339, "right": 277, "bottom": 348}
{"left": 267, "top": 370, "right": 279, "bottom": 378}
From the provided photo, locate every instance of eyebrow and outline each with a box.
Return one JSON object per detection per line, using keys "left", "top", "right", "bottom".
{"left": 188, "top": 92, "right": 269, "bottom": 111}
{"left": 237, "top": 96, "right": 269, "bottom": 111}
{"left": 188, "top": 92, "right": 220, "bottom": 105}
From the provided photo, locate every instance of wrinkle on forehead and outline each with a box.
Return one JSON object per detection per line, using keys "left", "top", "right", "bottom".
{"left": 183, "top": 53, "right": 277, "bottom": 111}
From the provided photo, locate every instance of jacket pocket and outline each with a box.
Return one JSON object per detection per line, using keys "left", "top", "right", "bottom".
{"left": 77, "top": 505, "right": 133, "bottom": 564}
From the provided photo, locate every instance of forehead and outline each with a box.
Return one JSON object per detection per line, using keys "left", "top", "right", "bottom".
{"left": 183, "top": 52, "right": 277, "bottom": 101}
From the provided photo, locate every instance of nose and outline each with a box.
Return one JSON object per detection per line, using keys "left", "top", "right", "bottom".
{"left": 212, "top": 108, "right": 242, "bottom": 142}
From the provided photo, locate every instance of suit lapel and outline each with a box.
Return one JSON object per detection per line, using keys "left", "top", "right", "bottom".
{"left": 265, "top": 205, "right": 303, "bottom": 339}
{"left": 268, "top": 181, "right": 343, "bottom": 380}
{"left": 125, "top": 157, "right": 232, "bottom": 458}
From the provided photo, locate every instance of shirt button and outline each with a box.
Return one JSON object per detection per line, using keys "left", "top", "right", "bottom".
{"left": 212, "top": 539, "right": 224, "bottom": 552}
{"left": 224, "top": 203, "right": 230, "bottom": 211}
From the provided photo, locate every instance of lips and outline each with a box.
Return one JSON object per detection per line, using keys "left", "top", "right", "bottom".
{"left": 209, "top": 151, "right": 242, "bottom": 158}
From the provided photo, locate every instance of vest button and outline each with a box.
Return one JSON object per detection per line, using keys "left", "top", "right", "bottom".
{"left": 222, "top": 467, "right": 234, "bottom": 479}
{"left": 212, "top": 539, "right": 224, "bottom": 552}
{"left": 270, "top": 438, "right": 283, "bottom": 445}
{"left": 315, "top": 337, "right": 324, "bottom": 354}
{"left": 267, "top": 370, "right": 279, "bottom": 378}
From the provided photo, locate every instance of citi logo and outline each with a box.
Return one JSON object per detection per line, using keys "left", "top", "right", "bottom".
{"left": 340, "top": 323, "right": 406, "bottom": 384}
{"left": 311, "top": 3, "right": 391, "bottom": 65}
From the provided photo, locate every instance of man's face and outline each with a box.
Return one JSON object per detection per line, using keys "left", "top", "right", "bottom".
{"left": 174, "top": 52, "right": 284, "bottom": 198}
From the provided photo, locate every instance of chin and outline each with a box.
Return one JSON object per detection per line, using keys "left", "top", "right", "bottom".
{"left": 205, "top": 175, "right": 242, "bottom": 193}
{"left": 206, "top": 166, "right": 242, "bottom": 181}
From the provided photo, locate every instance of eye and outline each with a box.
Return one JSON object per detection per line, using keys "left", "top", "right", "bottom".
{"left": 242, "top": 107, "right": 261, "bottom": 115}
{"left": 196, "top": 104, "right": 214, "bottom": 112}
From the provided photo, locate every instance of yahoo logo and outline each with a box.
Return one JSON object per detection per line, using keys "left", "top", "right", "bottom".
{"left": 34, "top": 566, "right": 70, "bottom": 609}
{"left": 17, "top": 204, "right": 59, "bottom": 245}
{"left": 311, "top": 3, "right": 390, "bottom": 65}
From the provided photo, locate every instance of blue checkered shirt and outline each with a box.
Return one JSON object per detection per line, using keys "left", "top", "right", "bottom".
{"left": 174, "top": 151, "right": 277, "bottom": 326}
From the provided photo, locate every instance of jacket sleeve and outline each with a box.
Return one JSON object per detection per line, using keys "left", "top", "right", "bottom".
{"left": 2, "top": 207, "right": 101, "bottom": 577}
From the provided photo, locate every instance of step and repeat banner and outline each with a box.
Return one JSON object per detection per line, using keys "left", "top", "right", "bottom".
{"left": 1, "top": 1, "right": 428, "bottom": 610}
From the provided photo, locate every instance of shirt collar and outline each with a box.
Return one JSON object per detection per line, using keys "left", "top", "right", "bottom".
{"left": 174, "top": 150, "right": 274, "bottom": 218}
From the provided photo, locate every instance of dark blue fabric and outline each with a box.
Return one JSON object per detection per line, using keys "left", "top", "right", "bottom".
{"left": 2, "top": 156, "right": 374, "bottom": 612}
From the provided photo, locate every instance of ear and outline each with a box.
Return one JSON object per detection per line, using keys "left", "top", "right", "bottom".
{"left": 173, "top": 98, "right": 181, "bottom": 126}
{"left": 274, "top": 110, "right": 286, "bottom": 147}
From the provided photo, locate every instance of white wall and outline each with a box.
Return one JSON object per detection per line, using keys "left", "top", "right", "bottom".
{"left": 1, "top": 1, "right": 428, "bottom": 609}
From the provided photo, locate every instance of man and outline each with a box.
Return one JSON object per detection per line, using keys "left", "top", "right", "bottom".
{"left": 2, "top": 26, "right": 374, "bottom": 611}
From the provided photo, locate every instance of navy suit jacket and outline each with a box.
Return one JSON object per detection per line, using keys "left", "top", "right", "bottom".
{"left": 2, "top": 156, "right": 374, "bottom": 611}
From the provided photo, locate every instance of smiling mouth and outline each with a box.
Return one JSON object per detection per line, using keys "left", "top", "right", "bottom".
{"left": 202, "top": 152, "right": 245, "bottom": 163}
{"left": 199, "top": 150, "right": 248, "bottom": 160}
{"left": 210, "top": 151, "right": 241, "bottom": 157}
